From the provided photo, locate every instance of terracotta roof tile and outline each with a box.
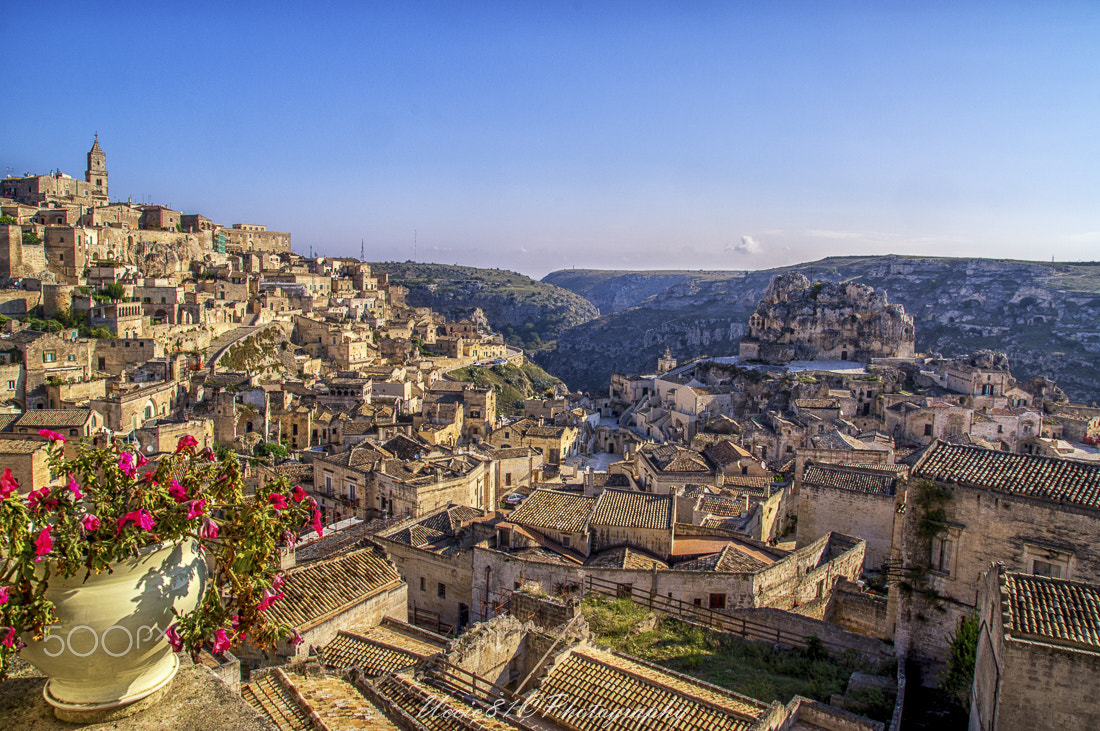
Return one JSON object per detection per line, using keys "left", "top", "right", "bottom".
{"left": 586, "top": 547, "right": 668, "bottom": 570}
{"left": 1004, "top": 572, "right": 1100, "bottom": 651}
{"left": 269, "top": 547, "right": 402, "bottom": 631}
{"left": 591, "top": 489, "right": 673, "bottom": 531}
{"left": 14, "top": 409, "right": 92, "bottom": 428}
{"left": 802, "top": 465, "right": 897, "bottom": 496}
{"left": 912, "top": 441, "right": 1100, "bottom": 509}
{"left": 508, "top": 489, "right": 595, "bottom": 534}
{"left": 538, "top": 647, "right": 763, "bottom": 731}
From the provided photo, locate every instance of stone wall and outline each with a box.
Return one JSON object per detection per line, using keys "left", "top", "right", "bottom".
{"left": 797, "top": 482, "right": 900, "bottom": 570}
{"left": 377, "top": 535, "right": 475, "bottom": 629}
{"left": 900, "top": 481, "right": 1100, "bottom": 667}
{"left": 509, "top": 590, "right": 580, "bottom": 630}
{"left": 829, "top": 582, "right": 891, "bottom": 640}
{"left": 755, "top": 534, "right": 866, "bottom": 609}
{"left": 445, "top": 614, "right": 529, "bottom": 688}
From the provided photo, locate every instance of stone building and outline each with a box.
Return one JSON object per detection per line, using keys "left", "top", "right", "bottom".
{"left": 222, "top": 223, "right": 291, "bottom": 254}
{"left": 589, "top": 488, "right": 675, "bottom": 559}
{"left": 971, "top": 565, "right": 1100, "bottom": 731}
{"left": 897, "top": 440, "right": 1100, "bottom": 670}
{"left": 738, "top": 272, "right": 915, "bottom": 363}
{"left": 796, "top": 464, "right": 902, "bottom": 570}
{"left": 0, "top": 137, "right": 108, "bottom": 206}
{"left": 0, "top": 439, "right": 60, "bottom": 493}
{"left": 488, "top": 418, "right": 578, "bottom": 466}
{"left": 375, "top": 504, "right": 488, "bottom": 631}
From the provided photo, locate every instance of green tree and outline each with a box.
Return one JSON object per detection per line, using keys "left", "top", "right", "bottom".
{"left": 941, "top": 613, "right": 980, "bottom": 708}
{"left": 0, "top": 215, "right": 17, "bottom": 225}
{"left": 22, "top": 231, "right": 41, "bottom": 246}
{"left": 99, "top": 282, "right": 126, "bottom": 301}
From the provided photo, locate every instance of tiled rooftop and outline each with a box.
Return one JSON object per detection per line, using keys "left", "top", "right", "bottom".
{"left": 699, "top": 494, "right": 748, "bottom": 518}
{"left": 0, "top": 439, "right": 47, "bottom": 454}
{"left": 320, "top": 631, "right": 430, "bottom": 675}
{"left": 268, "top": 547, "right": 402, "bottom": 630}
{"left": 586, "top": 547, "right": 669, "bottom": 570}
{"left": 703, "top": 440, "right": 754, "bottom": 466}
{"left": 591, "top": 489, "right": 673, "bottom": 531}
{"left": 508, "top": 489, "right": 595, "bottom": 534}
{"left": 912, "top": 440, "right": 1100, "bottom": 510}
{"left": 537, "top": 647, "right": 763, "bottom": 731}
{"left": 674, "top": 543, "right": 771, "bottom": 573}
{"left": 802, "top": 465, "right": 897, "bottom": 496}
{"left": 1003, "top": 572, "right": 1100, "bottom": 651}
{"left": 13, "top": 409, "right": 92, "bottom": 428}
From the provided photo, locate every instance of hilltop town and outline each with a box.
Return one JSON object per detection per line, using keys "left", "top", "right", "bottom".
{"left": 2, "top": 140, "right": 1099, "bottom": 730}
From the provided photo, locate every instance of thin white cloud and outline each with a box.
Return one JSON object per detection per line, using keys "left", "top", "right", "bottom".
{"left": 1066, "top": 232, "right": 1100, "bottom": 243}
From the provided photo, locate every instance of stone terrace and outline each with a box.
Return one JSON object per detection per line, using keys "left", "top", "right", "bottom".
{"left": 244, "top": 667, "right": 401, "bottom": 730}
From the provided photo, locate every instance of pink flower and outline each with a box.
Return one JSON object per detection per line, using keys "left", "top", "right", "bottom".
{"left": 34, "top": 527, "right": 52, "bottom": 559}
{"left": 311, "top": 509, "right": 323, "bottom": 538}
{"left": 0, "top": 586, "right": 9, "bottom": 606}
{"left": 289, "top": 630, "right": 303, "bottom": 648}
{"left": 211, "top": 629, "right": 230, "bottom": 654}
{"left": 81, "top": 514, "right": 100, "bottom": 532}
{"left": 256, "top": 588, "right": 284, "bottom": 613}
{"left": 136, "top": 453, "right": 149, "bottom": 467}
{"left": 118, "top": 509, "right": 156, "bottom": 532}
{"left": 186, "top": 499, "right": 205, "bottom": 520}
{"left": 230, "top": 615, "right": 240, "bottom": 630}
{"left": 291, "top": 485, "right": 306, "bottom": 502}
{"left": 165, "top": 625, "right": 183, "bottom": 653}
{"left": 272, "top": 574, "right": 285, "bottom": 591}
{"left": 1, "top": 627, "right": 15, "bottom": 648}
{"left": 141, "top": 471, "right": 158, "bottom": 484}
{"left": 176, "top": 434, "right": 198, "bottom": 453}
{"left": 168, "top": 480, "right": 188, "bottom": 503}
{"left": 203, "top": 448, "right": 216, "bottom": 462}
{"left": 118, "top": 452, "right": 136, "bottom": 478}
{"left": 200, "top": 517, "right": 219, "bottom": 540}
{"left": 67, "top": 473, "right": 84, "bottom": 501}
{"left": 26, "top": 487, "right": 52, "bottom": 512}
{"left": 268, "top": 493, "right": 288, "bottom": 511}
{"left": 0, "top": 468, "right": 18, "bottom": 499}
{"left": 38, "top": 429, "right": 66, "bottom": 443}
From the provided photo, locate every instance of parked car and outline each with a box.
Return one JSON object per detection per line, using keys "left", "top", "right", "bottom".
{"left": 503, "top": 492, "right": 526, "bottom": 506}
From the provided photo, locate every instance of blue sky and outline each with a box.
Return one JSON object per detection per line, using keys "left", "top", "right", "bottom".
{"left": 4, "top": 2, "right": 1099, "bottom": 278}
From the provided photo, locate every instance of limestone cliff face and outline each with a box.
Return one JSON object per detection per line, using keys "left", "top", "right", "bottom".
{"left": 125, "top": 236, "right": 207, "bottom": 277}
{"left": 539, "top": 256, "right": 1100, "bottom": 403}
{"left": 739, "top": 273, "right": 915, "bottom": 363}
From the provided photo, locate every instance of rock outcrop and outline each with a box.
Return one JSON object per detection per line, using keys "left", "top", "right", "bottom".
{"left": 738, "top": 273, "right": 915, "bottom": 364}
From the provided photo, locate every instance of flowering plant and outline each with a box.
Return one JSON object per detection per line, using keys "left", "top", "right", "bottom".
{"left": 0, "top": 431, "right": 322, "bottom": 678}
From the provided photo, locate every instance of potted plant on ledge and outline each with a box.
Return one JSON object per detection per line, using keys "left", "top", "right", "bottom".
{"left": 0, "top": 431, "right": 322, "bottom": 722}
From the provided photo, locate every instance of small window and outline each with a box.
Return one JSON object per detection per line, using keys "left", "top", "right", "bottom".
{"left": 562, "top": 536, "right": 571, "bottom": 548}
{"left": 930, "top": 534, "right": 955, "bottom": 575}
{"left": 709, "top": 593, "right": 727, "bottom": 610}
{"left": 437, "top": 582, "right": 446, "bottom": 599}
{"left": 6, "top": 381, "right": 13, "bottom": 390}
{"left": 693, "top": 598, "right": 702, "bottom": 607}
{"left": 420, "top": 577, "right": 425, "bottom": 592}
{"left": 923, "top": 424, "right": 933, "bottom": 436}
{"left": 43, "top": 352, "right": 56, "bottom": 363}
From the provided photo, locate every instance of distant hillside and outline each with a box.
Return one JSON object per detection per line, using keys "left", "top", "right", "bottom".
{"left": 371, "top": 262, "right": 598, "bottom": 352}
{"left": 538, "top": 256, "right": 1100, "bottom": 403}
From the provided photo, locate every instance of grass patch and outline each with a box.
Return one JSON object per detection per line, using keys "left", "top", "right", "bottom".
{"left": 581, "top": 594, "right": 892, "bottom": 717}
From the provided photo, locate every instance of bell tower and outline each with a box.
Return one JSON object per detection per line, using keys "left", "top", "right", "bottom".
{"left": 85, "top": 134, "right": 108, "bottom": 200}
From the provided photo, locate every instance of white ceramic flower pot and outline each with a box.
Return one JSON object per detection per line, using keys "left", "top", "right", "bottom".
{"left": 20, "top": 540, "right": 207, "bottom": 720}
